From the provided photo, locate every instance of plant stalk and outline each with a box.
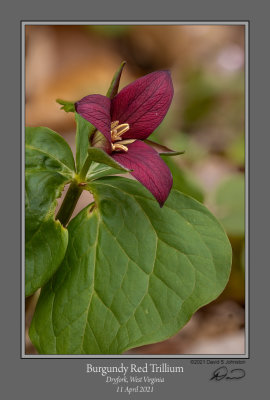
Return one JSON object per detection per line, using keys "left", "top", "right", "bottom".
{"left": 55, "top": 182, "right": 83, "bottom": 227}
{"left": 56, "top": 145, "right": 92, "bottom": 226}
{"left": 56, "top": 148, "right": 93, "bottom": 227}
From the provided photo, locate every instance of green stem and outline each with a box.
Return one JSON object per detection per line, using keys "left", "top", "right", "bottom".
{"left": 79, "top": 155, "right": 92, "bottom": 180}
{"left": 56, "top": 182, "right": 83, "bottom": 227}
{"left": 55, "top": 61, "right": 126, "bottom": 227}
{"left": 56, "top": 153, "right": 93, "bottom": 227}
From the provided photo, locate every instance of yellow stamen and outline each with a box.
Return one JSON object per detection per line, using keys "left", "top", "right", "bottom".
{"left": 111, "top": 143, "right": 129, "bottom": 152}
{"left": 111, "top": 120, "right": 119, "bottom": 130}
{"left": 110, "top": 121, "right": 136, "bottom": 153}
{"left": 110, "top": 121, "right": 130, "bottom": 141}
{"left": 119, "top": 139, "right": 136, "bottom": 145}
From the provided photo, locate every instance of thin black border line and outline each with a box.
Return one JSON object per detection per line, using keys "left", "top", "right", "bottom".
{"left": 20, "top": 20, "right": 22, "bottom": 361}
{"left": 21, "top": 20, "right": 249, "bottom": 23}
{"left": 22, "top": 21, "right": 249, "bottom": 360}
{"left": 21, "top": 21, "right": 25, "bottom": 359}
{"left": 247, "top": 20, "right": 250, "bottom": 358}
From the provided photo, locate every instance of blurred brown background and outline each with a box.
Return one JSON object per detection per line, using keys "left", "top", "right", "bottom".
{"left": 25, "top": 24, "right": 245, "bottom": 355}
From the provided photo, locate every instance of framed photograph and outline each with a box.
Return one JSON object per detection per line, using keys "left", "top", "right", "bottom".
{"left": 2, "top": 1, "right": 267, "bottom": 397}
{"left": 23, "top": 23, "right": 247, "bottom": 361}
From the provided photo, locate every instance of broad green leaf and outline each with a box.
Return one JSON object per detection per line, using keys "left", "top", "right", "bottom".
{"left": 25, "top": 127, "right": 75, "bottom": 296}
{"left": 26, "top": 127, "right": 75, "bottom": 173}
{"left": 212, "top": 174, "right": 245, "bottom": 236}
{"left": 164, "top": 157, "right": 204, "bottom": 203}
{"left": 29, "top": 177, "right": 231, "bottom": 354}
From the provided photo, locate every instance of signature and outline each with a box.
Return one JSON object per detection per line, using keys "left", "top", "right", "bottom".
{"left": 210, "top": 366, "right": 245, "bottom": 381}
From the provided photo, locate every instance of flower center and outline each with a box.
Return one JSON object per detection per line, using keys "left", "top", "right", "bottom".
{"left": 110, "top": 120, "right": 135, "bottom": 152}
{"left": 111, "top": 120, "right": 129, "bottom": 141}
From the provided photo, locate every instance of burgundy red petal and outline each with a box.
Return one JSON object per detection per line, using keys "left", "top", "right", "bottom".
{"left": 75, "top": 94, "right": 112, "bottom": 142}
{"left": 111, "top": 140, "right": 173, "bottom": 207}
{"left": 111, "top": 71, "right": 174, "bottom": 141}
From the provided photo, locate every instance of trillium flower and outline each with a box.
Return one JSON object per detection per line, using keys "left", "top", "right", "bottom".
{"left": 75, "top": 70, "right": 177, "bottom": 207}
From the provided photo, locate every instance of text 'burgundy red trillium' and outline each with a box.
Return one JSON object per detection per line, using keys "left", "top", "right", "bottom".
{"left": 75, "top": 71, "right": 175, "bottom": 207}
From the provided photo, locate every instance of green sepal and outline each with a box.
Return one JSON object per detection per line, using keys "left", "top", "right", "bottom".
{"left": 75, "top": 112, "right": 96, "bottom": 173}
{"left": 56, "top": 99, "right": 76, "bottom": 113}
{"left": 106, "top": 61, "right": 126, "bottom": 99}
{"left": 86, "top": 162, "right": 130, "bottom": 181}
{"left": 145, "top": 139, "right": 185, "bottom": 156}
{"left": 87, "top": 147, "right": 131, "bottom": 175}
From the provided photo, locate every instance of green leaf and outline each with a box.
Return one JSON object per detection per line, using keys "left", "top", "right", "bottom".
{"left": 26, "top": 127, "right": 75, "bottom": 173}
{"left": 75, "top": 112, "right": 96, "bottom": 173}
{"left": 25, "top": 127, "right": 75, "bottom": 296}
{"left": 164, "top": 157, "right": 204, "bottom": 203}
{"left": 87, "top": 147, "right": 131, "bottom": 173}
{"left": 30, "top": 177, "right": 231, "bottom": 354}
{"left": 106, "top": 61, "right": 126, "bottom": 99}
{"left": 86, "top": 162, "right": 129, "bottom": 181}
